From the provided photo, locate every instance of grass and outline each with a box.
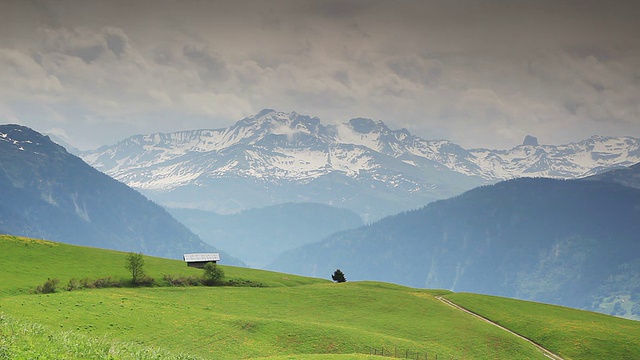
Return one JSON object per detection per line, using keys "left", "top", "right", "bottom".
{"left": 0, "top": 284, "right": 550, "bottom": 359}
{"left": 443, "top": 293, "right": 640, "bottom": 360}
{"left": 2, "top": 234, "right": 639, "bottom": 359}
{"left": 0, "top": 234, "right": 326, "bottom": 296}
{"left": 0, "top": 313, "right": 199, "bottom": 360}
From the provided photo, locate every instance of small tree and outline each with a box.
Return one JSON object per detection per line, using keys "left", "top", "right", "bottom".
{"left": 125, "top": 252, "right": 145, "bottom": 285}
{"left": 331, "top": 269, "right": 346, "bottom": 283}
{"left": 203, "top": 262, "right": 225, "bottom": 286}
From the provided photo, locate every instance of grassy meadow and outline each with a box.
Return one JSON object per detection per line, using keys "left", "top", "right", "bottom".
{"left": 2, "top": 234, "right": 639, "bottom": 359}
{"left": 443, "top": 293, "right": 640, "bottom": 360}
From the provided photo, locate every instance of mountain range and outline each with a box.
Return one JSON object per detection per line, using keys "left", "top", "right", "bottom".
{"left": 82, "top": 109, "right": 640, "bottom": 220}
{"left": 0, "top": 124, "right": 237, "bottom": 263}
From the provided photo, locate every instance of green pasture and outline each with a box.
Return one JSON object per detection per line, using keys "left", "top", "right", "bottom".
{"left": 0, "top": 284, "right": 550, "bottom": 359}
{"left": 1, "top": 234, "right": 638, "bottom": 359}
{"left": 444, "top": 293, "right": 640, "bottom": 360}
{"left": 0, "top": 234, "right": 325, "bottom": 296}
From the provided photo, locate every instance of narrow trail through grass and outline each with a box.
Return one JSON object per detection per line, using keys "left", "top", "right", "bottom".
{"left": 443, "top": 293, "right": 640, "bottom": 360}
{"left": 436, "top": 296, "right": 565, "bottom": 360}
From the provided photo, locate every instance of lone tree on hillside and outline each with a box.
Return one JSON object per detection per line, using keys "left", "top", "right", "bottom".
{"left": 203, "top": 262, "right": 225, "bottom": 286}
{"left": 332, "top": 269, "right": 346, "bottom": 283}
{"left": 125, "top": 252, "right": 145, "bottom": 285}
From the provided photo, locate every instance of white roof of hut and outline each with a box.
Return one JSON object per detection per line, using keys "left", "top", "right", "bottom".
{"left": 183, "top": 253, "right": 220, "bottom": 262}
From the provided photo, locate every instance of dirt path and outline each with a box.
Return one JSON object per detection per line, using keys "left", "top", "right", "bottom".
{"left": 435, "top": 296, "right": 565, "bottom": 360}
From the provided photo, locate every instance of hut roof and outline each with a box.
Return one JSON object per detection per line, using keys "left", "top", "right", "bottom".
{"left": 183, "top": 253, "right": 220, "bottom": 262}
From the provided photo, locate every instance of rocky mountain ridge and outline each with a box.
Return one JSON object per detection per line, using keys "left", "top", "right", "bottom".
{"left": 81, "top": 109, "right": 640, "bottom": 219}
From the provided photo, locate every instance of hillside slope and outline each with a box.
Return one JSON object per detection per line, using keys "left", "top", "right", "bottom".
{"left": 270, "top": 178, "right": 640, "bottom": 318}
{"left": 0, "top": 125, "right": 234, "bottom": 261}
{"left": 2, "top": 235, "right": 639, "bottom": 360}
{"left": 583, "top": 162, "right": 640, "bottom": 189}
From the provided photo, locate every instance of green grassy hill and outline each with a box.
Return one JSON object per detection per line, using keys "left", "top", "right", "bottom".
{"left": 443, "top": 293, "right": 640, "bottom": 360}
{"left": 2, "top": 234, "right": 639, "bottom": 359}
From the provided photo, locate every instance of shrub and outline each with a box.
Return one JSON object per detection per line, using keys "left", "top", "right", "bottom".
{"left": 65, "top": 277, "right": 127, "bottom": 291}
{"left": 35, "top": 278, "right": 60, "bottom": 294}
{"left": 163, "top": 274, "right": 202, "bottom": 287}
{"left": 136, "top": 275, "right": 155, "bottom": 287}
{"left": 66, "top": 278, "right": 81, "bottom": 291}
{"left": 78, "top": 278, "right": 90, "bottom": 288}
{"left": 225, "top": 278, "right": 265, "bottom": 287}
{"left": 93, "top": 277, "right": 124, "bottom": 288}
{"left": 202, "top": 262, "right": 225, "bottom": 286}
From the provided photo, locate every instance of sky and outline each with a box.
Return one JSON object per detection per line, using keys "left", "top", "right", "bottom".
{"left": 0, "top": 0, "right": 639, "bottom": 150}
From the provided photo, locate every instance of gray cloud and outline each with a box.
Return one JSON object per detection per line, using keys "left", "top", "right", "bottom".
{"left": 0, "top": 0, "right": 639, "bottom": 149}
{"left": 182, "top": 44, "right": 231, "bottom": 83}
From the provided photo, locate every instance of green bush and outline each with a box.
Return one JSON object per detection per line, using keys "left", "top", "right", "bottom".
{"left": 163, "top": 274, "right": 202, "bottom": 287}
{"left": 225, "top": 278, "right": 265, "bottom": 287}
{"left": 79, "top": 278, "right": 95, "bottom": 289}
{"left": 135, "top": 275, "right": 155, "bottom": 287}
{"left": 202, "top": 262, "right": 225, "bottom": 286}
{"left": 34, "top": 278, "right": 60, "bottom": 294}
{"left": 66, "top": 278, "right": 81, "bottom": 291}
{"left": 93, "top": 277, "right": 124, "bottom": 288}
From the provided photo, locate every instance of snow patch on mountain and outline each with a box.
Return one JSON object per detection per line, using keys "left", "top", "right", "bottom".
{"left": 81, "top": 110, "right": 640, "bottom": 195}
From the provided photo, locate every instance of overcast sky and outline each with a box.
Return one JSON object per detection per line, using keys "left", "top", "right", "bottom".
{"left": 1, "top": 0, "right": 639, "bottom": 150}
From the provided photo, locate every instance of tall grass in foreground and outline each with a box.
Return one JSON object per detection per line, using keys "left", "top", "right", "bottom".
{"left": 0, "top": 313, "right": 391, "bottom": 360}
{"left": 0, "top": 313, "right": 200, "bottom": 360}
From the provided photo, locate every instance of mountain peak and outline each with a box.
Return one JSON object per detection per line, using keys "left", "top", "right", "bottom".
{"left": 522, "top": 135, "right": 539, "bottom": 146}
{"left": 235, "top": 110, "right": 323, "bottom": 137}
{"left": 254, "top": 108, "right": 276, "bottom": 118}
{"left": 0, "top": 124, "right": 63, "bottom": 153}
{"left": 348, "top": 118, "right": 388, "bottom": 134}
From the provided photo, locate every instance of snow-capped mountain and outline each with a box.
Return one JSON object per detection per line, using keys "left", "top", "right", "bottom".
{"left": 82, "top": 109, "right": 640, "bottom": 220}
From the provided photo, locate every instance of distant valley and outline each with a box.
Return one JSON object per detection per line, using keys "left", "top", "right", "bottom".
{"left": 168, "top": 203, "right": 363, "bottom": 268}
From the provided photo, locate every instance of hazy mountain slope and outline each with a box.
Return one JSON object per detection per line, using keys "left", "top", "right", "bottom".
{"left": 0, "top": 125, "right": 238, "bottom": 262}
{"left": 169, "top": 203, "right": 363, "bottom": 268}
{"left": 82, "top": 110, "right": 640, "bottom": 220}
{"left": 583, "top": 162, "right": 640, "bottom": 189}
{"left": 269, "top": 178, "right": 640, "bottom": 317}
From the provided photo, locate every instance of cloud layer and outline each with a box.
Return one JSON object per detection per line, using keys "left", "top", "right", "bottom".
{"left": 1, "top": 0, "right": 639, "bottom": 149}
